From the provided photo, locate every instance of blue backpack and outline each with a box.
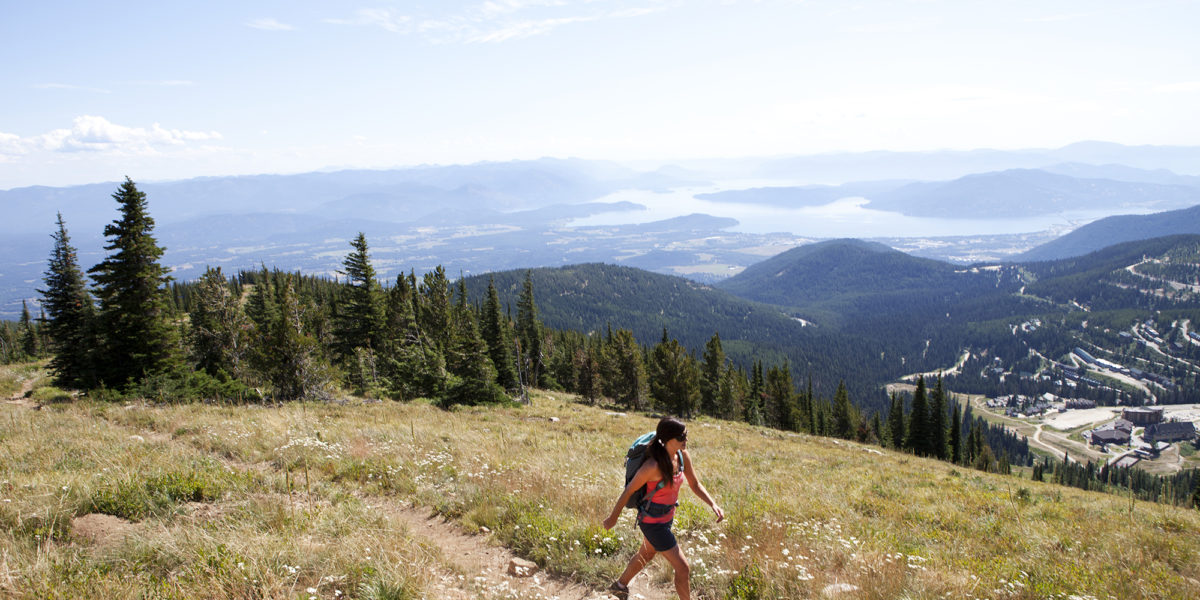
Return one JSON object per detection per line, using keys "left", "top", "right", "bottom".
{"left": 623, "top": 432, "right": 683, "bottom": 511}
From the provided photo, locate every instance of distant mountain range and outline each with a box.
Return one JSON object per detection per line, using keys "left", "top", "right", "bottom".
{"left": 6, "top": 142, "right": 1200, "bottom": 319}
{"left": 866, "top": 169, "right": 1200, "bottom": 218}
{"left": 1016, "top": 204, "right": 1200, "bottom": 261}
{"left": 696, "top": 168, "right": 1200, "bottom": 219}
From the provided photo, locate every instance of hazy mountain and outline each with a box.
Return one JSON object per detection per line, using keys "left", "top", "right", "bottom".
{"left": 693, "top": 181, "right": 909, "bottom": 207}
{"left": 703, "top": 141, "right": 1200, "bottom": 182}
{"left": 865, "top": 169, "right": 1200, "bottom": 218}
{"left": 1040, "top": 163, "right": 1200, "bottom": 187}
{"left": 716, "top": 239, "right": 998, "bottom": 307}
{"left": 1016, "top": 204, "right": 1200, "bottom": 262}
{"left": 0, "top": 158, "right": 673, "bottom": 236}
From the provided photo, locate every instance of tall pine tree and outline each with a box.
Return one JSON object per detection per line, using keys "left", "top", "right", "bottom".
{"left": 334, "top": 233, "right": 385, "bottom": 359}
{"left": 88, "top": 178, "right": 181, "bottom": 386}
{"left": 188, "top": 266, "right": 250, "bottom": 379}
{"left": 949, "top": 401, "right": 963, "bottom": 464}
{"left": 700, "top": 332, "right": 726, "bottom": 416}
{"left": 604, "top": 328, "right": 647, "bottom": 410}
{"left": 887, "top": 392, "right": 906, "bottom": 449}
{"left": 905, "top": 376, "right": 930, "bottom": 455}
{"left": 930, "top": 377, "right": 948, "bottom": 460}
{"left": 648, "top": 329, "right": 700, "bottom": 416}
{"left": 831, "top": 380, "right": 856, "bottom": 440}
{"left": 516, "top": 271, "right": 547, "bottom": 388}
{"left": 481, "top": 277, "right": 518, "bottom": 390}
{"left": 764, "top": 362, "right": 797, "bottom": 431}
{"left": 18, "top": 300, "right": 38, "bottom": 359}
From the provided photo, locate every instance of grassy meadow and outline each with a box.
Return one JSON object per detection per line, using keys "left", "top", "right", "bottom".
{"left": 3, "top": 362, "right": 1200, "bottom": 599}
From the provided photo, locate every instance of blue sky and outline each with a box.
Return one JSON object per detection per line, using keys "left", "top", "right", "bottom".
{"left": 2, "top": 0, "right": 1198, "bottom": 189}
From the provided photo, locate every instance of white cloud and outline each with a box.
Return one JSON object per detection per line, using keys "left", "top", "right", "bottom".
{"left": 0, "top": 132, "right": 24, "bottom": 157}
{"left": 3, "top": 116, "right": 222, "bottom": 156}
{"left": 330, "top": 1, "right": 669, "bottom": 42}
{"left": 326, "top": 8, "right": 412, "bottom": 32}
{"left": 247, "top": 17, "right": 295, "bottom": 31}
{"left": 467, "top": 15, "right": 593, "bottom": 43}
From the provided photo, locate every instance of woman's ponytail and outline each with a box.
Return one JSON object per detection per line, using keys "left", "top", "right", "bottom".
{"left": 649, "top": 417, "right": 686, "bottom": 488}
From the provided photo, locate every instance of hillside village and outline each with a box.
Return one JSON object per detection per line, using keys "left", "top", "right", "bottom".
{"left": 973, "top": 311, "right": 1200, "bottom": 472}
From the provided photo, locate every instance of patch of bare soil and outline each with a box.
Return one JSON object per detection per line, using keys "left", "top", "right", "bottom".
{"left": 376, "top": 501, "right": 672, "bottom": 600}
{"left": 3, "top": 378, "right": 37, "bottom": 407}
{"left": 179, "top": 501, "right": 225, "bottom": 523}
{"left": 70, "top": 513, "right": 137, "bottom": 548}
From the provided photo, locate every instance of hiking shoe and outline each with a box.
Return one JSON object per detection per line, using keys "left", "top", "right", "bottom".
{"left": 608, "top": 581, "right": 629, "bottom": 600}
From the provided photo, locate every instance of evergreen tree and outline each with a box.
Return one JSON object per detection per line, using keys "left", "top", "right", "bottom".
{"left": 334, "top": 233, "right": 385, "bottom": 360}
{"left": 764, "top": 363, "right": 797, "bottom": 430}
{"left": 419, "top": 266, "right": 452, "bottom": 347}
{"left": 700, "top": 332, "right": 725, "bottom": 416}
{"left": 18, "top": 300, "right": 38, "bottom": 358}
{"left": 887, "top": 392, "right": 906, "bottom": 450}
{"left": 516, "top": 271, "right": 546, "bottom": 387}
{"left": 831, "top": 380, "right": 856, "bottom": 439}
{"left": 263, "top": 276, "right": 331, "bottom": 400}
{"left": 605, "top": 328, "right": 647, "bottom": 410}
{"left": 804, "top": 376, "right": 817, "bottom": 435}
{"left": 718, "top": 364, "right": 747, "bottom": 421}
{"left": 87, "top": 178, "right": 181, "bottom": 386}
{"left": 745, "top": 360, "right": 765, "bottom": 426}
{"left": 378, "top": 273, "right": 446, "bottom": 400}
{"left": 905, "top": 377, "right": 930, "bottom": 455}
{"left": 244, "top": 264, "right": 278, "bottom": 331}
{"left": 648, "top": 329, "right": 700, "bottom": 416}
{"left": 949, "top": 401, "right": 963, "bottom": 465}
{"left": 930, "top": 377, "right": 948, "bottom": 460}
{"left": 481, "top": 277, "right": 518, "bottom": 390}
{"left": 574, "top": 342, "right": 603, "bottom": 405}
{"left": 188, "top": 267, "right": 250, "bottom": 379}
{"left": 40, "top": 225, "right": 104, "bottom": 383}
{"left": 442, "top": 280, "right": 505, "bottom": 407}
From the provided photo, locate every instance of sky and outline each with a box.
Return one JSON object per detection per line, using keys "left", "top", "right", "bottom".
{"left": 2, "top": 0, "right": 1199, "bottom": 190}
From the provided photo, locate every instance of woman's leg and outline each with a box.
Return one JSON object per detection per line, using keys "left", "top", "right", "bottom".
{"left": 617, "top": 537, "right": 658, "bottom": 587}
{"left": 659, "top": 545, "right": 691, "bottom": 600}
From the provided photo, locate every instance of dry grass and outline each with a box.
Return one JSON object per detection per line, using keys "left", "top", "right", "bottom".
{"left": 2, "top": 364, "right": 1199, "bottom": 599}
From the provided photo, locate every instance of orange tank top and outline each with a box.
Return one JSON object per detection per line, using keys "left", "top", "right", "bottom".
{"left": 641, "top": 468, "right": 684, "bottom": 524}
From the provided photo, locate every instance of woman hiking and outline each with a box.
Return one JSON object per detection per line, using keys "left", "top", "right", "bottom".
{"left": 602, "top": 417, "right": 724, "bottom": 600}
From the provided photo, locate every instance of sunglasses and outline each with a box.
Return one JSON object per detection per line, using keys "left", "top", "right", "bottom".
{"left": 676, "top": 431, "right": 687, "bottom": 442}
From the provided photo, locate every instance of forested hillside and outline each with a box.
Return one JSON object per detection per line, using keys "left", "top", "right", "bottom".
{"left": 22, "top": 180, "right": 1200, "bottom": 514}
{"left": 1018, "top": 205, "right": 1200, "bottom": 261}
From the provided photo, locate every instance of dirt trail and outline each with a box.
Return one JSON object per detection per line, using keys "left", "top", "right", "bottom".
{"left": 3, "top": 377, "right": 37, "bottom": 407}
{"left": 377, "top": 501, "right": 669, "bottom": 600}
{"left": 31, "top": 401, "right": 673, "bottom": 600}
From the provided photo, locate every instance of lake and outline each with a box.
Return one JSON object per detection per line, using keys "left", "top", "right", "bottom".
{"left": 568, "top": 185, "right": 1158, "bottom": 239}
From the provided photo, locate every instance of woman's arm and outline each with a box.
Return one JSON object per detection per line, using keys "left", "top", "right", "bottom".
{"left": 602, "top": 459, "right": 658, "bottom": 530}
{"left": 681, "top": 449, "right": 725, "bottom": 523}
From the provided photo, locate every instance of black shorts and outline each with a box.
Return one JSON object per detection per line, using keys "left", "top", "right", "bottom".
{"left": 638, "top": 519, "right": 677, "bottom": 552}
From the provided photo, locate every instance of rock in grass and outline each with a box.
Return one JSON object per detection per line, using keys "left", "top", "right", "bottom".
{"left": 507, "top": 557, "right": 538, "bottom": 577}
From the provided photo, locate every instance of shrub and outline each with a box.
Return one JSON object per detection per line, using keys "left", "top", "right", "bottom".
{"left": 126, "top": 369, "right": 261, "bottom": 403}
{"left": 31, "top": 386, "right": 73, "bottom": 403}
{"left": 88, "top": 468, "right": 228, "bottom": 520}
{"left": 727, "top": 564, "right": 763, "bottom": 600}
